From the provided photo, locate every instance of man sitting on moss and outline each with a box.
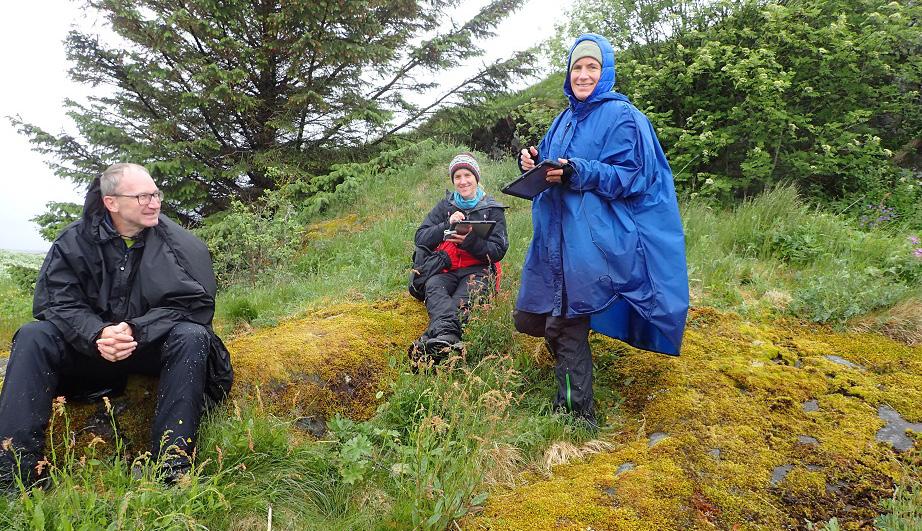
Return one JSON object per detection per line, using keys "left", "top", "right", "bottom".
{"left": 0, "top": 163, "right": 233, "bottom": 490}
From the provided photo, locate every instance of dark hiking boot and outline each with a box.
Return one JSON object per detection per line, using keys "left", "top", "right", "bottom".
{"left": 424, "top": 334, "right": 461, "bottom": 361}
{"left": 161, "top": 457, "right": 192, "bottom": 487}
{"left": 577, "top": 413, "right": 600, "bottom": 433}
{"left": 0, "top": 451, "right": 42, "bottom": 495}
{"left": 408, "top": 339, "right": 431, "bottom": 373}
{"left": 0, "top": 454, "right": 18, "bottom": 496}
{"left": 407, "top": 339, "right": 427, "bottom": 362}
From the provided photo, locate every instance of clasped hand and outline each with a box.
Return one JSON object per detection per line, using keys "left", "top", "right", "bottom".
{"left": 519, "top": 146, "right": 569, "bottom": 183}
{"left": 96, "top": 321, "right": 137, "bottom": 362}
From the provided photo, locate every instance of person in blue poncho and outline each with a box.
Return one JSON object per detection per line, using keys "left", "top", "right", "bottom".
{"left": 514, "top": 33, "right": 689, "bottom": 428}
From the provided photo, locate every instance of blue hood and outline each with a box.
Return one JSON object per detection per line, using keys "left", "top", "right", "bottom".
{"left": 564, "top": 33, "right": 617, "bottom": 109}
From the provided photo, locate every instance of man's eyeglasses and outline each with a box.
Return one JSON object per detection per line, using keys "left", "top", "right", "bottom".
{"left": 111, "top": 191, "right": 164, "bottom": 206}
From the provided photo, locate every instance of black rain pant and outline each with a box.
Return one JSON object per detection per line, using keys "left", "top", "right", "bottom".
{"left": 513, "top": 309, "right": 595, "bottom": 420}
{"left": 423, "top": 266, "right": 490, "bottom": 342}
{"left": 0, "top": 320, "right": 209, "bottom": 480}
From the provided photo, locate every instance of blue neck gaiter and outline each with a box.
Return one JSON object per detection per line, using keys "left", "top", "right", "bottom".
{"left": 452, "top": 187, "right": 484, "bottom": 210}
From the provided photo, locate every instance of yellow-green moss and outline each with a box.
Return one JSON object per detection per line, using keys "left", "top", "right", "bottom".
{"left": 470, "top": 307, "right": 922, "bottom": 529}
{"left": 302, "top": 213, "right": 361, "bottom": 242}
{"left": 227, "top": 297, "right": 426, "bottom": 421}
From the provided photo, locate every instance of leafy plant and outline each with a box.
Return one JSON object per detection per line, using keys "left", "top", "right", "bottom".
{"left": 6, "top": 265, "right": 39, "bottom": 295}
{"left": 195, "top": 189, "right": 302, "bottom": 285}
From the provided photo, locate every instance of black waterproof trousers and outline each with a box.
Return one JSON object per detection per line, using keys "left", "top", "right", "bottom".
{"left": 513, "top": 310, "right": 595, "bottom": 421}
{"left": 423, "top": 266, "right": 490, "bottom": 342}
{"left": 0, "top": 320, "right": 209, "bottom": 481}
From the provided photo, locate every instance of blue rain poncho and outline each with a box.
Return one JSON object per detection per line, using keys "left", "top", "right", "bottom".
{"left": 515, "top": 33, "right": 689, "bottom": 355}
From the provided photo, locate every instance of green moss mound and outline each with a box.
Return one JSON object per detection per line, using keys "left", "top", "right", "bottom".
{"left": 229, "top": 298, "right": 426, "bottom": 421}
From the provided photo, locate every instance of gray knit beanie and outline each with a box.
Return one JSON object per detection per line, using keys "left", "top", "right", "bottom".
{"left": 569, "top": 40, "right": 603, "bottom": 71}
{"left": 448, "top": 153, "right": 481, "bottom": 182}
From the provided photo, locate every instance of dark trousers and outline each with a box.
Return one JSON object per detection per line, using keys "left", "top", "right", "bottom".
{"left": 423, "top": 266, "right": 490, "bottom": 341}
{"left": 0, "top": 320, "right": 209, "bottom": 479}
{"left": 513, "top": 310, "right": 595, "bottom": 420}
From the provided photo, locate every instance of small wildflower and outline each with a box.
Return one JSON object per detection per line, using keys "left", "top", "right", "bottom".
{"left": 914, "top": 248, "right": 922, "bottom": 258}
{"left": 34, "top": 459, "right": 50, "bottom": 475}
{"left": 103, "top": 396, "right": 112, "bottom": 414}
{"left": 910, "top": 236, "right": 920, "bottom": 246}
{"left": 424, "top": 415, "right": 449, "bottom": 434}
{"left": 52, "top": 396, "right": 67, "bottom": 416}
{"left": 1, "top": 438, "right": 11, "bottom": 451}
{"left": 88, "top": 436, "right": 106, "bottom": 449}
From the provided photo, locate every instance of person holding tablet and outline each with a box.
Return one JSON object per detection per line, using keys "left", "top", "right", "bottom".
{"left": 409, "top": 153, "right": 509, "bottom": 361}
{"left": 515, "top": 33, "right": 689, "bottom": 428}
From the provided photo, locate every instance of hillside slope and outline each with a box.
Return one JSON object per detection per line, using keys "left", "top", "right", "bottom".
{"left": 0, "top": 144, "right": 919, "bottom": 529}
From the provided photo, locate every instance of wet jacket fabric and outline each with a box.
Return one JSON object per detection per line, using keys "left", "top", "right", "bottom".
{"left": 414, "top": 191, "right": 509, "bottom": 270}
{"left": 515, "top": 33, "right": 689, "bottom": 356}
{"left": 33, "top": 178, "right": 233, "bottom": 401}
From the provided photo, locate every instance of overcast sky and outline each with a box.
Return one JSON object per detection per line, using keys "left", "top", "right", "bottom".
{"left": 0, "top": 0, "right": 570, "bottom": 253}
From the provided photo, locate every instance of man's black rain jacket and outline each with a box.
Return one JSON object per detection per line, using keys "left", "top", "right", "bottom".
{"left": 32, "top": 177, "right": 233, "bottom": 403}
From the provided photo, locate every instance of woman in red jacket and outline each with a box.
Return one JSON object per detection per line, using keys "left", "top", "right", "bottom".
{"left": 409, "top": 153, "right": 509, "bottom": 361}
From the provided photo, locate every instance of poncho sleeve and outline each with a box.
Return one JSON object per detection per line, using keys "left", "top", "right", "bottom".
{"left": 567, "top": 105, "right": 650, "bottom": 200}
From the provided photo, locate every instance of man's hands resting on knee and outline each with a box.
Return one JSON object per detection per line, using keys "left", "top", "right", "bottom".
{"left": 96, "top": 322, "right": 137, "bottom": 362}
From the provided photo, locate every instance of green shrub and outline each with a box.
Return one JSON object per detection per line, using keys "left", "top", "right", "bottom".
{"left": 196, "top": 190, "right": 302, "bottom": 285}
{"left": 222, "top": 296, "right": 259, "bottom": 327}
{"left": 6, "top": 264, "right": 39, "bottom": 294}
{"left": 790, "top": 262, "right": 909, "bottom": 325}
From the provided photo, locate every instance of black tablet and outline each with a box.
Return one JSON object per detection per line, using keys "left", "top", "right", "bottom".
{"left": 446, "top": 220, "right": 497, "bottom": 239}
{"left": 501, "top": 160, "right": 564, "bottom": 200}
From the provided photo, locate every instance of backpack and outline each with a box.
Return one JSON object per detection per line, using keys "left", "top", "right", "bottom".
{"left": 408, "top": 245, "right": 451, "bottom": 301}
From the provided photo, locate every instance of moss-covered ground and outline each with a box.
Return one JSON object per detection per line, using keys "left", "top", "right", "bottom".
{"left": 1, "top": 150, "right": 919, "bottom": 527}
{"left": 469, "top": 307, "right": 922, "bottom": 530}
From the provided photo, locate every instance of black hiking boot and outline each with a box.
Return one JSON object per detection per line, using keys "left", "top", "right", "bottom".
{"left": 424, "top": 334, "right": 461, "bottom": 362}
{"left": 160, "top": 457, "right": 192, "bottom": 487}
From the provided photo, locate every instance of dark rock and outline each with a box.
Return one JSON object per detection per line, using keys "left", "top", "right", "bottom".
{"left": 615, "top": 463, "right": 635, "bottom": 476}
{"left": 794, "top": 359, "right": 803, "bottom": 368}
{"left": 708, "top": 448, "right": 721, "bottom": 460}
{"left": 824, "top": 355, "right": 864, "bottom": 371}
{"left": 771, "top": 464, "right": 793, "bottom": 486}
{"left": 295, "top": 416, "right": 327, "bottom": 438}
{"left": 805, "top": 464, "right": 822, "bottom": 472}
{"left": 797, "top": 436, "right": 819, "bottom": 446}
{"left": 876, "top": 405, "right": 922, "bottom": 452}
{"left": 802, "top": 399, "right": 819, "bottom": 412}
{"left": 602, "top": 486, "right": 617, "bottom": 497}
{"left": 648, "top": 432, "right": 668, "bottom": 447}
{"left": 80, "top": 398, "right": 131, "bottom": 443}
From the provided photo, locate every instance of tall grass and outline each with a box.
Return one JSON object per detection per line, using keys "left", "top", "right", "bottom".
{"left": 212, "top": 144, "right": 532, "bottom": 334}
{"left": 683, "top": 185, "right": 921, "bottom": 329}
{"left": 214, "top": 164, "right": 920, "bottom": 341}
